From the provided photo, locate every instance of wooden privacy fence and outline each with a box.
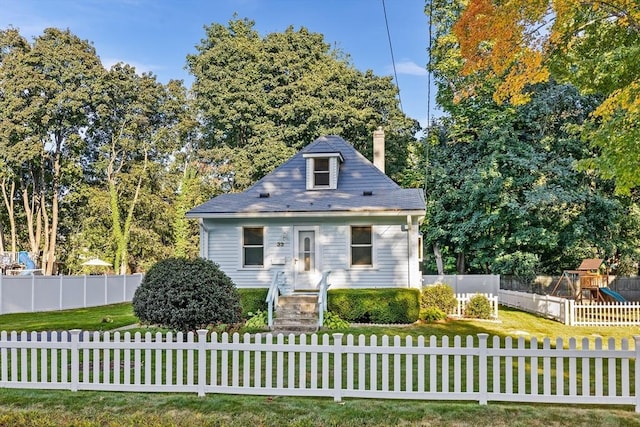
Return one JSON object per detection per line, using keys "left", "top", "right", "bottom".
{"left": 1, "top": 330, "right": 640, "bottom": 410}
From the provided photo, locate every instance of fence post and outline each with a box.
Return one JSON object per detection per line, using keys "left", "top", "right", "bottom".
{"left": 104, "top": 273, "right": 108, "bottom": 305}
{"left": 83, "top": 275, "right": 87, "bottom": 308}
{"left": 0, "top": 273, "right": 3, "bottom": 315}
{"left": 70, "top": 329, "right": 81, "bottom": 392}
{"left": 197, "top": 329, "right": 208, "bottom": 397}
{"left": 59, "top": 274, "right": 63, "bottom": 310}
{"left": 477, "top": 333, "right": 489, "bottom": 405}
{"left": 634, "top": 336, "right": 640, "bottom": 413}
{"left": 31, "top": 274, "right": 35, "bottom": 312}
{"left": 333, "top": 333, "right": 344, "bottom": 402}
{"left": 568, "top": 299, "right": 574, "bottom": 326}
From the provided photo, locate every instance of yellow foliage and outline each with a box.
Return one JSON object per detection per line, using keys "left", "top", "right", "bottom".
{"left": 454, "top": 0, "right": 639, "bottom": 104}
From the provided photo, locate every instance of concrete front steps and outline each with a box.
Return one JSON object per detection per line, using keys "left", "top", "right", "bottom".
{"left": 272, "top": 293, "right": 319, "bottom": 334}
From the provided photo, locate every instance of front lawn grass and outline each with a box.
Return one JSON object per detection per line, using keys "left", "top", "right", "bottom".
{"left": 0, "top": 389, "right": 639, "bottom": 426}
{"left": 2, "top": 304, "right": 640, "bottom": 425}
{"left": 0, "top": 302, "right": 137, "bottom": 332}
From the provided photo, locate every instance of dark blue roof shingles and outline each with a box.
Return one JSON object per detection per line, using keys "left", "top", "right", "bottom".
{"left": 187, "top": 135, "right": 425, "bottom": 217}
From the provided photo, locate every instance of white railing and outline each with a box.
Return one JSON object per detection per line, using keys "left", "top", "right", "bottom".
{"left": 453, "top": 293, "right": 499, "bottom": 319}
{"left": 1, "top": 330, "right": 639, "bottom": 410}
{"left": 316, "top": 271, "right": 332, "bottom": 327}
{"left": 266, "top": 270, "right": 284, "bottom": 328}
{"left": 499, "top": 290, "right": 640, "bottom": 326}
{"left": 0, "top": 274, "right": 143, "bottom": 315}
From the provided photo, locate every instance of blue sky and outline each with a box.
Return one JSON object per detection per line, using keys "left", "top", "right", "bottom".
{"left": 0, "top": 0, "right": 435, "bottom": 127}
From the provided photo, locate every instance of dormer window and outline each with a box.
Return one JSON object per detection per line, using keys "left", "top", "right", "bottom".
{"left": 303, "top": 152, "right": 343, "bottom": 190}
{"left": 313, "top": 158, "right": 330, "bottom": 187}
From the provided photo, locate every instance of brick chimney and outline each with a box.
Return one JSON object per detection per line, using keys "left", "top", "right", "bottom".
{"left": 373, "top": 126, "right": 385, "bottom": 173}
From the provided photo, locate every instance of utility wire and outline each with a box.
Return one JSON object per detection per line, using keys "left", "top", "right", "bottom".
{"left": 382, "top": 0, "right": 403, "bottom": 113}
{"left": 425, "top": 0, "right": 434, "bottom": 199}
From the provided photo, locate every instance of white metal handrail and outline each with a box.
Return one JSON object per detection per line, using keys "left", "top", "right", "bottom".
{"left": 317, "top": 270, "right": 332, "bottom": 327}
{"left": 266, "top": 270, "right": 284, "bottom": 328}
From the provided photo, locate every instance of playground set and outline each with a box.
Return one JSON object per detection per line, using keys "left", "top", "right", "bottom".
{"left": 550, "top": 258, "right": 626, "bottom": 303}
{"left": 0, "top": 251, "right": 40, "bottom": 275}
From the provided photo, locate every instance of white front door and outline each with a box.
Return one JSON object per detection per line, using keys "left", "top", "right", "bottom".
{"left": 293, "top": 227, "right": 320, "bottom": 290}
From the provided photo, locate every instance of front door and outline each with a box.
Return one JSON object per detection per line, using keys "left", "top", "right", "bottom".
{"left": 293, "top": 227, "right": 320, "bottom": 290}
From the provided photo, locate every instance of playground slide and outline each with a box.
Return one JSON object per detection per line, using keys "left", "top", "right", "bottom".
{"left": 600, "top": 286, "right": 626, "bottom": 302}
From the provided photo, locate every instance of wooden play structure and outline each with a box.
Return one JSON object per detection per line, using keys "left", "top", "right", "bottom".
{"left": 551, "top": 258, "right": 622, "bottom": 303}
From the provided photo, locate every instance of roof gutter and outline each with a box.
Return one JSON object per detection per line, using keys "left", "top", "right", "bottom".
{"left": 186, "top": 209, "right": 426, "bottom": 219}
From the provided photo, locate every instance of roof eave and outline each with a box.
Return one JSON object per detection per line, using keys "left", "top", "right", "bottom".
{"left": 186, "top": 209, "right": 426, "bottom": 219}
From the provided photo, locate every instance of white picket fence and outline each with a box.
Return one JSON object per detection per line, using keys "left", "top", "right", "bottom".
{"left": 571, "top": 300, "right": 640, "bottom": 326}
{"left": 1, "top": 330, "right": 639, "bottom": 410}
{"left": 499, "top": 290, "right": 640, "bottom": 326}
{"left": 453, "top": 293, "right": 499, "bottom": 319}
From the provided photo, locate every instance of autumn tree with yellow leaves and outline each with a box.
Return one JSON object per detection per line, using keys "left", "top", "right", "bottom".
{"left": 453, "top": 0, "right": 640, "bottom": 193}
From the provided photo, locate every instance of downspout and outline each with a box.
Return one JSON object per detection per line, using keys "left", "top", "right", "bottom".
{"left": 199, "top": 219, "right": 212, "bottom": 259}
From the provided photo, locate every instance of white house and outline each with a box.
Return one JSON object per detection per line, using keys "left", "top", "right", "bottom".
{"left": 186, "top": 133, "right": 426, "bottom": 291}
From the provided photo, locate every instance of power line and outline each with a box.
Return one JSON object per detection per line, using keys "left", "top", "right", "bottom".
{"left": 382, "top": 0, "right": 403, "bottom": 113}
{"left": 425, "top": 0, "right": 434, "bottom": 199}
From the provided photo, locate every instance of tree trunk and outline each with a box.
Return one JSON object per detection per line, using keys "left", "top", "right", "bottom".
{"left": 43, "top": 141, "right": 62, "bottom": 275}
{"left": 433, "top": 242, "right": 444, "bottom": 275}
{"left": 456, "top": 252, "right": 466, "bottom": 274}
{"left": 1, "top": 178, "right": 17, "bottom": 253}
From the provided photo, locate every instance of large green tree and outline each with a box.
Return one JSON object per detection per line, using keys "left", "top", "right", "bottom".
{"left": 83, "top": 65, "right": 186, "bottom": 274}
{"left": 0, "top": 28, "right": 103, "bottom": 274}
{"left": 187, "top": 18, "right": 419, "bottom": 189}
{"left": 423, "top": 0, "right": 635, "bottom": 276}
{"left": 453, "top": 0, "right": 640, "bottom": 194}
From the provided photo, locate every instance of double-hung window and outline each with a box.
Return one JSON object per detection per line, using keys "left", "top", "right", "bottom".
{"left": 243, "top": 227, "right": 264, "bottom": 267}
{"left": 351, "top": 226, "right": 373, "bottom": 267}
{"left": 313, "top": 158, "right": 330, "bottom": 187}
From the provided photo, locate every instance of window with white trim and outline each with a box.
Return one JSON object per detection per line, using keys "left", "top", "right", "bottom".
{"left": 313, "top": 158, "right": 330, "bottom": 187}
{"left": 303, "top": 152, "right": 342, "bottom": 190}
{"left": 243, "top": 227, "right": 264, "bottom": 267}
{"left": 351, "top": 226, "right": 373, "bottom": 266}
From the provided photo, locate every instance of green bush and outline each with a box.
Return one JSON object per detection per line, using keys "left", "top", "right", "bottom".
{"left": 327, "top": 288, "right": 420, "bottom": 324}
{"left": 421, "top": 283, "right": 456, "bottom": 314}
{"left": 419, "top": 307, "right": 446, "bottom": 322}
{"left": 244, "top": 310, "right": 268, "bottom": 330}
{"left": 132, "top": 257, "right": 242, "bottom": 331}
{"left": 322, "top": 311, "right": 350, "bottom": 330}
{"left": 238, "top": 288, "right": 268, "bottom": 319}
{"left": 465, "top": 294, "right": 492, "bottom": 319}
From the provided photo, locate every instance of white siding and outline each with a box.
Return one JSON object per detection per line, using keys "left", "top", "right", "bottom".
{"left": 201, "top": 216, "right": 422, "bottom": 289}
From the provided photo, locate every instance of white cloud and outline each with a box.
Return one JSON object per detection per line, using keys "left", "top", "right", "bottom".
{"left": 394, "top": 61, "right": 427, "bottom": 76}
{"left": 102, "top": 58, "right": 159, "bottom": 75}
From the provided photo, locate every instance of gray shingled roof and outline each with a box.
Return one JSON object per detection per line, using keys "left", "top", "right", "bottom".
{"left": 187, "top": 135, "right": 425, "bottom": 217}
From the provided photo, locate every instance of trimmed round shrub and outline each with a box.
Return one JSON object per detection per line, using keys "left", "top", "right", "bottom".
{"left": 465, "top": 294, "right": 492, "bottom": 319}
{"left": 132, "top": 257, "right": 242, "bottom": 331}
{"left": 421, "top": 283, "right": 456, "bottom": 314}
{"left": 419, "top": 307, "right": 446, "bottom": 322}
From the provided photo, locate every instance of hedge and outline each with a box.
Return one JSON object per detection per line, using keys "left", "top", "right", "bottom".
{"left": 238, "top": 288, "right": 268, "bottom": 319}
{"left": 327, "top": 288, "right": 420, "bottom": 324}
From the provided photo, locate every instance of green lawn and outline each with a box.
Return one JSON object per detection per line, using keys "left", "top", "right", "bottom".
{"left": 1, "top": 304, "right": 640, "bottom": 426}
{"left": 0, "top": 302, "right": 137, "bottom": 332}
